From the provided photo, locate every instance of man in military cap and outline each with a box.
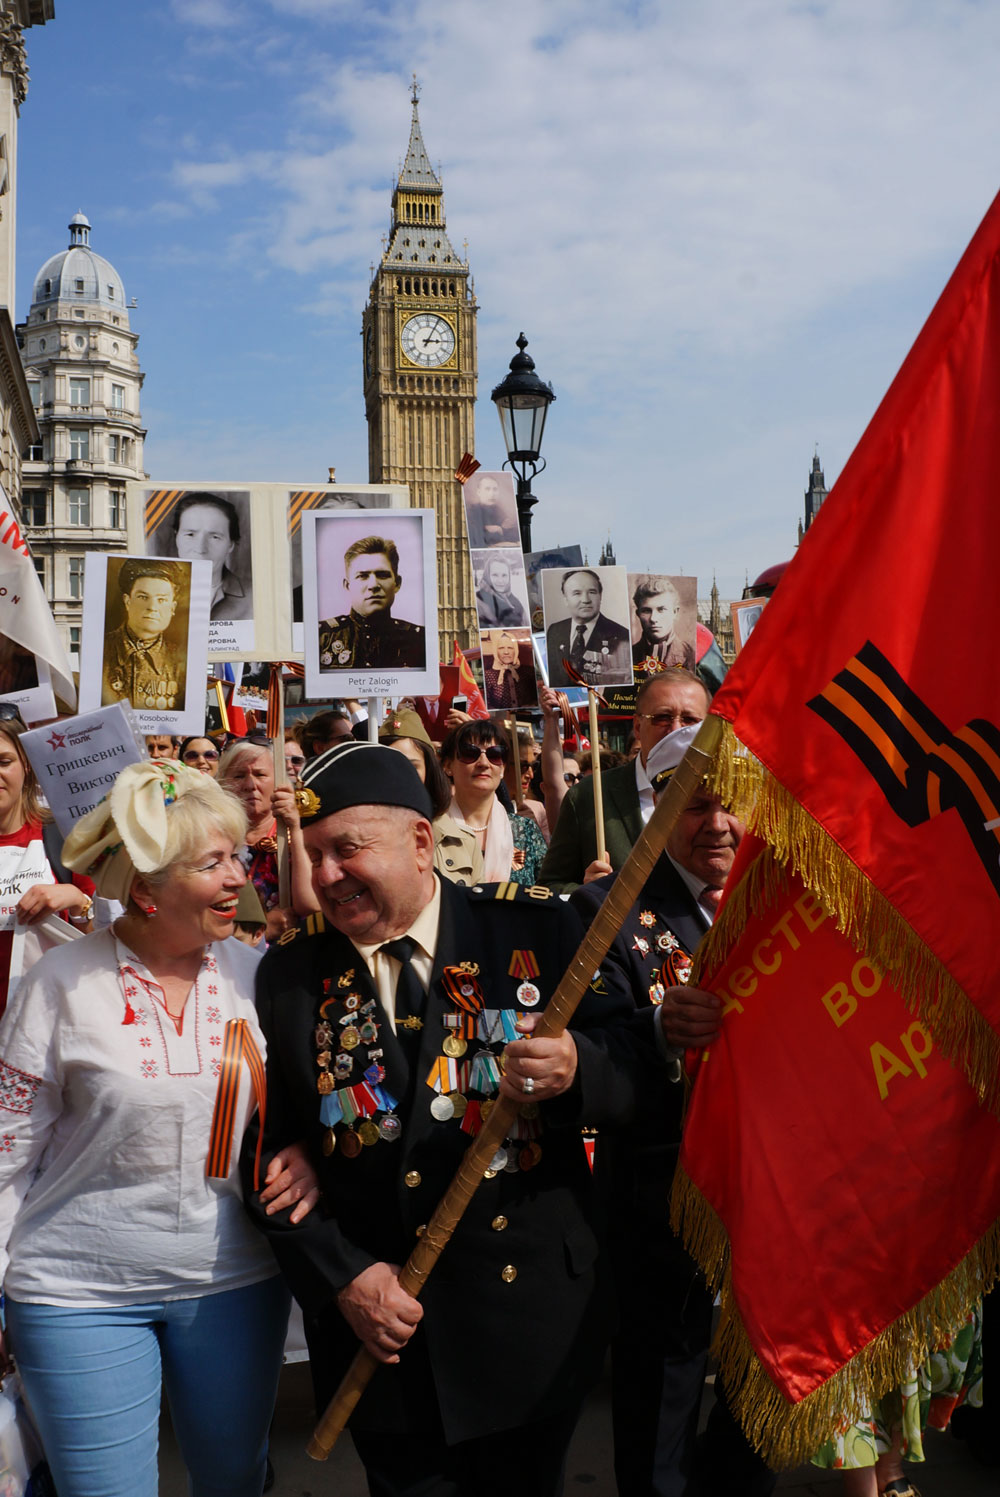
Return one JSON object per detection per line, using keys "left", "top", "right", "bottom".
{"left": 318, "top": 536, "right": 425, "bottom": 671}
{"left": 102, "top": 560, "right": 187, "bottom": 712}
{"left": 242, "top": 741, "right": 639, "bottom": 1497}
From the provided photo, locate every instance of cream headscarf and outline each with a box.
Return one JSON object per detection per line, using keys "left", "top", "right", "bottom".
{"left": 62, "top": 759, "right": 206, "bottom": 904}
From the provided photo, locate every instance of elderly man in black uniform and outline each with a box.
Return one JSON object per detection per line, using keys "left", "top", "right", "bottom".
{"left": 242, "top": 741, "right": 639, "bottom": 1497}
{"left": 318, "top": 536, "right": 425, "bottom": 670}
{"left": 571, "top": 726, "right": 776, "bottom": 1497}
{"left": 102, "top": 559, "right": 186, "bottom": 712}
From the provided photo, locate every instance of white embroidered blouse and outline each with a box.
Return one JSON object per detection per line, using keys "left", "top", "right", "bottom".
{"left": 0, "top": 928, "right": 275, "bottom": 1307}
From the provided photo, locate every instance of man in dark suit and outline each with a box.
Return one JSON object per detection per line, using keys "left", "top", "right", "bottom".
{"left": 539, "top": 668, "right": 710, "bottom": 892}
{"left": 546, "top": 568, "right": 631, "bottom": 687}
{"left": 242, "top": 741, "right": 640, "bottom": 1497}
{"left": 571, "top": 727, "right": 776, "bottom": 1497}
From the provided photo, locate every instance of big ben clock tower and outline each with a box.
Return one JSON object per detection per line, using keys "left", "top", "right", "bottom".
{"left": 363, "top": 80, "right": 478, "bottom": 649}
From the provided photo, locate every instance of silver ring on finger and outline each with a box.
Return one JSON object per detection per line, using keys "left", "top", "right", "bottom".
{"left": 522, "top": 1075, "right": 535, "bottom": 1094}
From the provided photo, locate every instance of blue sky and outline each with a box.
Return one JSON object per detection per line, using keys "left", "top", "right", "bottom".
{"left": 15, "top": 0, "right": 1000, "bottom": 599}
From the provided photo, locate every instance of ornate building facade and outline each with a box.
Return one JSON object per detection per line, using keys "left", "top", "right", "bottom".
{"left": 0, "top": 1, "right": 51, "bottom": 515}
{"left": 18, "top": 213, "right": 145, "bottom": 662}
{"left": 362, "top": 84, "right": 478, "bottom": 650}
{"left": 798, "top": 450, "right": 828, "bottom": 543}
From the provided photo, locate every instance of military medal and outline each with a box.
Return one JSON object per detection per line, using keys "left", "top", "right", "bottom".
{"left": 489, "top": 1147, "right": 508, "bottom": 1172}
{"left": 337, "top": 970, "right": 355, "bottom": 989}
{"left": 338, "top": 651, "right": 351, "bottom": 664}
{"left": 321, "top": 653, "right": 333, "bottom": 665}
{"left": 649, "top": 978, "right": 665, "bottom": 1006}
{"left": 359, "top": 1019, "right": 378, "bottom": 1043}
{"left": 358, "top": 1119, "right": 380, "bottom": 1147}
{"left": 442, "top": 1034, "right": 467, "bottom": 1058}
{"left": 339, "top": 1129, "right": 362, "bottom": 1158}
{"left": 448, "top": 1093, "right": 468, "bottom": 1119}
{"left": 341, "top": 1025, "right": 360, "bottom": 1049}
{"left": 378, "top": 1114, "right": 402, "bottom": 1142}
{"left": 314, "top": 1021, "right": 333, "bottom": 1047}
{"left": 333, "top": 1052, "right": 353, "bottom": 1080}
{"left": 344, "top": 993, "right": 361, "bottom": 1012}
{"left": 322, "top": 1128, "right": 336, "bottom": 1156}
{"left": 639, "top": 910, "right": 656, "bottom": 928}
{"left": 430, "top": 1094, "right": 455, "bottom": 1121}
{"left": 317, "top": 1071, "right": 334, "bottom": 1095}
{"left": 657, "top": 930, "right": 679, "bottom": 953}
{"left": 516, "top": 981, "right": 540, "bottom": 1008}
{"left": 632, "top": 935, "right": 650, "bottom": 957}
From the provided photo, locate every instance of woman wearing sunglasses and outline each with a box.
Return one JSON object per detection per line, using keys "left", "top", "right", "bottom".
{"left": 178, "top": 737, "right": 221, "bottom": 776}
{"left": 439, "top": 719, "right": 547, "bottom": 886}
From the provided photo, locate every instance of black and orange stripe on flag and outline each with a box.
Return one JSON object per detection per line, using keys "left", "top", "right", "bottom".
{"left": 287, "top": 491, "right": 332, "bottom": 538}
{"left": 143, "top": 488, "right": 186, "bottom": 537}
{"left": 669, "top": 189, "right": 1000, "bottom": 1464}
{"left": 206, "top": 1019, "right": 266, "bottom": 1191}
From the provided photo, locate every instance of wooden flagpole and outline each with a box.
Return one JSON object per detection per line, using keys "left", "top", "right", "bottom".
{"left": 307, "top": 711, "right": 725, "bottom": 1460}
{"left": 587, "top": 687, "right": 606, "bottom": 861}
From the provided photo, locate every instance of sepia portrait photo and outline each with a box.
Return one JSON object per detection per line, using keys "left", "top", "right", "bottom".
{"left": 462, "top": 470, "right": 520, "bottom": 550}
{"left": 628, "top": 573, "right": 698, "bottom": 678}
{"left": 78, "top": 553, "right": 213, "bottom": 735}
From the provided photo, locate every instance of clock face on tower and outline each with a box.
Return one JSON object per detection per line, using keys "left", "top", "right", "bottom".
{"left": 399, "top": 312, "right": 456, "bottom": 368}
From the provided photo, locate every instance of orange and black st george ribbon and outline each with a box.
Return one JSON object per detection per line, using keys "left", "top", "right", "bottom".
{"left": 808, "top": 640, "right": 1000, "bottom": 898}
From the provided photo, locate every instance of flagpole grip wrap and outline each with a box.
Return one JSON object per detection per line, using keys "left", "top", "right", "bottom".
{"left": 307, "top": 712, "right": 725, "bottom": 1460}
{"left": 269, "top": 670, "right": 290, "bottom": 910}
{"left": 587, "top": 689, "right": 606, "bottom": 860}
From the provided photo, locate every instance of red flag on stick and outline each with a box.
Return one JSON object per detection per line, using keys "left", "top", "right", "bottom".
{"left": 672, "top": 189, "right": 1000, "bottom": 1463}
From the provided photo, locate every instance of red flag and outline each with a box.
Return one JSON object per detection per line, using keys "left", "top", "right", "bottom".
{"left": 452, "top": 642, "right": 490, "bottom": 719}
{"left": 673, "top": 189, "right": 1000, "bottom": 1463}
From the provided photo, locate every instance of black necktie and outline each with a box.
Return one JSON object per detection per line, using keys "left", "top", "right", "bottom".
{"left": 380, "top": 936, "right": 426, "bottom": 1058}
{"left": 570, "top": 624, "right": 587, "bottom": 665}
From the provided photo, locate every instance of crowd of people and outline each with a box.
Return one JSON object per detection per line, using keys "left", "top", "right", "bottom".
{"left": 0, "top": 666, "right": 986, "bottom": 1497}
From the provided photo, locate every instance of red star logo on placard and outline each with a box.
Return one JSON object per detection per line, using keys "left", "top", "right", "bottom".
{"left": 47, "top": 731, "right": 66, "bottom": 750}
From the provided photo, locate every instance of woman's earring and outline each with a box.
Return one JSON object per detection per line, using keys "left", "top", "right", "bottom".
{"left": 143, "top": 903, "right": 158, "bottom": 917}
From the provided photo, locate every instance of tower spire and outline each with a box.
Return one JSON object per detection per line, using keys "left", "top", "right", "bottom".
{"left": 399, "top": 76, "right": 439, "bottom": 188}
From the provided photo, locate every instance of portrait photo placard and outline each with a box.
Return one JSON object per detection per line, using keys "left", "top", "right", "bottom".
{"left": 0, "top": 633, "right": 55, "bottom": 723}
{"left": 540, "top": 564, "right": 634, "bottom": 689}
{"left": 471, "top": 548, "right": 531, "bottom": 632}
{"left": 525, "top": 545, "right": 583, "bottom": 632}
{"left": 627, "top": 573, "right": 698, "bottom": 679}
{"left": 78, "top": 553, "right": 212, "bottom": 735}
{"left": 302, "top": 509, "right": 439, "bottom": 699}
{"left": 461, "top": 470, "right": 520, "bottom": 550}
{"left": 480, "top": 628, "right": 537, "bottom": 712}
{"left": 288, "top": 486, "right": 406, "bottom": 651}
{"left": 731, "top": 595, "right": 768, "bottom": 653}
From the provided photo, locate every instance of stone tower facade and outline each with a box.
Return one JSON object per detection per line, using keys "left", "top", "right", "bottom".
{"left": 362, "top": 83, "right": 478, "bottom": 651}
{"left": 18, "top": 213, "right": 146, "bottom": 663}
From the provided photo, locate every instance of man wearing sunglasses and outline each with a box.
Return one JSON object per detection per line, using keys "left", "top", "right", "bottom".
{"left": 539, "top": 668, "right": 710, "bottom": 892}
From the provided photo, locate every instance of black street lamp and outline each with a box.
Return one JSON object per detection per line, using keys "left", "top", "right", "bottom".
{"left": 490, "top": 333, "right": 556, "bottom": 551}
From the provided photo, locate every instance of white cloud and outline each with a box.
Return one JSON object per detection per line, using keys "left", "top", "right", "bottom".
{"left": 139, "top": 0, "right": 1000, "bottom": 588}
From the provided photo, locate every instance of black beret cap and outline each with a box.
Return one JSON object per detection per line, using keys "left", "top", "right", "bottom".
{"left": 294, "top": 740, "right": 433, "bottom": 825}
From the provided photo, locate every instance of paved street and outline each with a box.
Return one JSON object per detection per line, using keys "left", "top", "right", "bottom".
{"left": 161, "top": 1359, "right": 994, "bottom": 1496}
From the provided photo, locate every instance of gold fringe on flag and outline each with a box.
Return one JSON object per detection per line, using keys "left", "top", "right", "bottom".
{"left": 671, "top": 1163, "right": 999, "bottom": 1468}
{"left": 697, "top": 720, "right": 1000, "bottom": 1115}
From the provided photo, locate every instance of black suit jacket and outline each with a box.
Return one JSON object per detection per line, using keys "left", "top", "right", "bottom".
{"left": 571, "top": 856, "right": 712, "bottom": 1343}
{"left": 539, "top": 760, "right": 644, "bottom": 893}
{"left": 546, "top": 612, "right": 631, "bottom": 687}
{"left": 243, "top": 876, "right": 640, "bottom": 1442}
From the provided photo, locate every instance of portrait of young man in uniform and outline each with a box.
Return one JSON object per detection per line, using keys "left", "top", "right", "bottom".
{"left": 629, "top": 573, "right": 697, "bottom": 677}
{"left": 318, "top": 534, "right": 426, "bottom": 672}
{"left": 101, "top": 559, "right": 188, "bottom": 712}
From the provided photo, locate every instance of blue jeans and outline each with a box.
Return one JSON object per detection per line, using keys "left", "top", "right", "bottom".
{"left": 7, "top": 1275, "right": 291, "bottom": 1497}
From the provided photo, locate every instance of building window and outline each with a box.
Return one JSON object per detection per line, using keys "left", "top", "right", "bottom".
{"left": 23, "top": 489, "right": 48, "bottom": 525}
{"left": 108, "top": 285, "right": 115, "bottom": 299}
{"left": 27, "top": 441, "right": 43, "bottom": 462}
{"left": 110, "top": 383, "right": 125, "bottom": 411}
{"left": 44, "top": 278, "right": 51, "bottom": 296}
{"left": 33, "top": 556, "right": 46, "bottom": 594}
{"left": 70, "top": 377, "right": 90, "bottom": 408}
{"left": 75, "top": 278, "right": 85, "bottom": 293}
{"left": 69, "top": 626, "right": 81, "bottom": 661}
{"left": 74, "top": 308, "right": 85, "bottom": 319}
{"left": 68, "top": 556, "right": 85, "bottom": 599}
{"left": 69, "top": 429, "right": 90, "bottom": 461}
{"left": 68, "top": 488, "right": 91, "bottom": 526}
{"left": 27, "top": 380, "right": 40, "bottom": 408}
{"left": 120, "top": 437, "right": 132, "bottom": 465}
{"left": 108, "top": 434, "right": 119, "bottom": 463}
{"left": 109, "top": 489, "right": 125, "bottom": 528}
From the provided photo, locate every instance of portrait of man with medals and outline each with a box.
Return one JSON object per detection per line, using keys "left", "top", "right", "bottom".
{"left": 101, "top": 558, "right": 188, "bottom": 712}
{"left": 242, "top": 741, "right": 643, "bottom": 1497}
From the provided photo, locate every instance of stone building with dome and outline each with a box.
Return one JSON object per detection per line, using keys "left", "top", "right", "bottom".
{"left": 18, "top": 212, "right": 145, "bottom": 663}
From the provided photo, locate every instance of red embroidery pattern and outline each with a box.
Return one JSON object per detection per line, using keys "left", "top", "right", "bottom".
{"left": 206, "top": 1006, "right": 222, "bottom": 1024}
{"left": 0, "top": 1058, "right": 42, "bottom": 1116}
{"left": 0, "top": 1134, "right": 15, "bottom": 1152}
{"left": 140, "top": 1060, "right": 158, "bottom": 1079}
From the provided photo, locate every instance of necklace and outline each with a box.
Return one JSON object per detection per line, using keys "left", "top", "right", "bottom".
{"left": 465, "top": 820, "right": 490, "bottom": 833}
